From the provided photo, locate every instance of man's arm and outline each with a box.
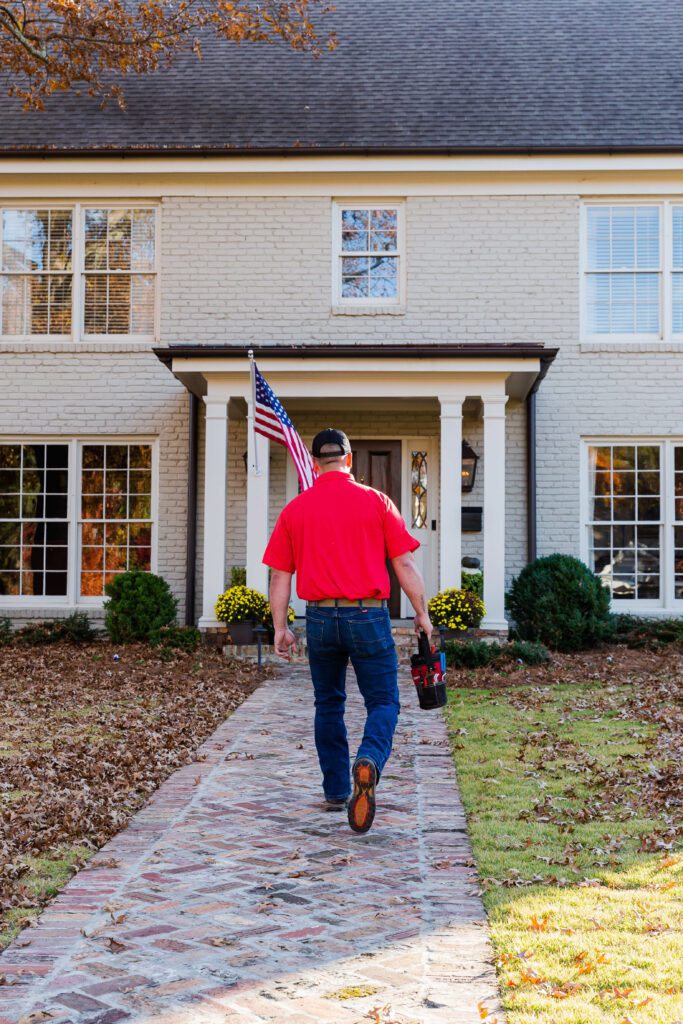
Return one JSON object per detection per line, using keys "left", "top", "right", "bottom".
{"left": 269, "top": 568, "right": 298, "bottom": 660}
{"left": 390, "top": 551, "right": 433, "bottom": 638}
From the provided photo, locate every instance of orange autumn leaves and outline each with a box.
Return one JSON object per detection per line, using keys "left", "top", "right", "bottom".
{"left": 491, "top": 902, "right": 682, "bottom": 1013}
{"left": 0, "top": 0, "right": 336, "bottom": 109}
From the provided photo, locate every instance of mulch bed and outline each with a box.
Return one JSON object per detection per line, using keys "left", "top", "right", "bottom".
{"left": 447, "top": 642, "right": 683, "bottom": 690}
{"left": 0, "top": 641, "right": 270, "bottom": 934}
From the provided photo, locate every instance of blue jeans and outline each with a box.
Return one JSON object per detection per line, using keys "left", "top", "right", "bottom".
{"left": 305, "top": 606, "right": 400, "bottom": 801}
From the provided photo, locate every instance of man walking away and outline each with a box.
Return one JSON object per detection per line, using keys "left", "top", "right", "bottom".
{"left": 263, "top": 428, "right": 433, "bottom": 834}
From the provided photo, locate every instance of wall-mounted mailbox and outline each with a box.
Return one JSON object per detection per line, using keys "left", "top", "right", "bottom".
{"left": 461, "top": 506, "right": 482, "bottom": 533}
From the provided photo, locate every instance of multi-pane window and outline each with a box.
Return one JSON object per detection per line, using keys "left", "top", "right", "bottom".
{"left": 83, "top": 209, "right": 156, "bottom": 335}
{"left": 585, "top": 206, "right": 660, "bottom": 336}
{"left": 675, "top": 446, "right": 683, "bottom": 599}
{"left": 585, "top": 440, "right": 683, "bottom": 607}
{"left": 0, "top": 443, "right": 69, "bottom": 597}
{"left": 0, "top": 206, "right": 157, "bottom": 340}
{"left": 80, "top": 443, "right": 153, "bottom": 597}
{"left": 1, "top": 210, "right": 73, "bottom": 336}
{"left": 0, "top": 440, "right": 154, "bottom": 603}
{"left": 583, "top": 202, "right": 683, "bottom": 339}
{"left": 335, "top": 205, "right": 402, "bottom": 303}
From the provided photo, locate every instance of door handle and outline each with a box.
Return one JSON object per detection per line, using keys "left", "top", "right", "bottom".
{"left": 431, "top": 519, "right": 437, "bottom": 531}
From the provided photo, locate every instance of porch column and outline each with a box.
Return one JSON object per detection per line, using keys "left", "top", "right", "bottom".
{"left": 245, "top": 399, "right": 270, "bottom": 594}
{"left": 438, "top": 397, "right": 463, "bottom": 589}
{"left": 199, "top": 395, "right": 228, "bottom": 629}
{"left": 482, "top": 394, "right": 509, "bottom": 630}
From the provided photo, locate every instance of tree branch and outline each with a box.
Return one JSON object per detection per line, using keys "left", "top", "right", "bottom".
{"left": 0, "top": 3, "right": 47, "bottom": 63}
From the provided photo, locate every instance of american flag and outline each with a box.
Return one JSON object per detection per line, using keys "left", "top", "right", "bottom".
{"left": 252, "top": 362, "right": 315, "bottom": 490}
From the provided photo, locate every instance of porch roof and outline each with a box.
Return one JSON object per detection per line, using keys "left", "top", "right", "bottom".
{"left": 154, "top": 342, "right": 558, "bottom": 403}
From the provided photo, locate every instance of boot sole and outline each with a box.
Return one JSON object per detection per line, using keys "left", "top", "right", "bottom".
{"left": 348, "top": 760, "right": 376, "bottom": 834}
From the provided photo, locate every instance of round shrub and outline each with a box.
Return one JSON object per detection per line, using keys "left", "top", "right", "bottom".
{"left": 104, "top": 571, "right": 178, "bottom": 643}
{"left": 506, "top": 554, "right": 611, "bottom": 652}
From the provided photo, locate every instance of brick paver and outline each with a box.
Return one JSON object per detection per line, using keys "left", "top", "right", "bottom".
{"left": 0, "top": 662, "right": 503, "bottom": 1024}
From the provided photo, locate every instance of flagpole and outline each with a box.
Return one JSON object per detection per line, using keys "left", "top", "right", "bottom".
{"left": 247, "top": 349, "right": 261, "bottom": 476}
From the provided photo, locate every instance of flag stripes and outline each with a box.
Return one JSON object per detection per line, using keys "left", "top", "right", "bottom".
{"left": 251, "top": 362, "right": 315, "bottom": 490}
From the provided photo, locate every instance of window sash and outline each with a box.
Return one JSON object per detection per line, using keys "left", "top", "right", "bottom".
{"left": 333, "top": 202, "right": 404, "bottom": 305}
{"left": 582, "top": 201, "right": 683, "bottom": 341}
{"left": 0, "top": 442, "right": 70, "bottom": 598}
{"left": 0, "top": 204, "right": 158, "bottom": 341}
{"left": 0, "top": 438, "right": 157, "bottom": 605}
{"left": 582, "top": 439, "right": 683, "bottom": 608}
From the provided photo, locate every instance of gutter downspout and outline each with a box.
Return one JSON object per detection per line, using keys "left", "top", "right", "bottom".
{"left": 526, "top": 387, "right": 537, "bottom": 563}
{"left": 185, "top": 393, "right": 199, "bottom": 626}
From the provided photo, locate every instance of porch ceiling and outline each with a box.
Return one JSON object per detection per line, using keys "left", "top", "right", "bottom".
{"left": 154, "top": 342, "right": 558, "bottom": 402}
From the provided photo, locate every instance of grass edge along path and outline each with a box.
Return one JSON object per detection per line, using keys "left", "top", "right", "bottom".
{"left": 445, "top": 677, "right": 683, "bottom": 1024}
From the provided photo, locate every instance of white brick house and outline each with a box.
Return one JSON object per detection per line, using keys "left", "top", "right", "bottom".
{"left": 1, "top": 1, "right": 683, "bottom": 630}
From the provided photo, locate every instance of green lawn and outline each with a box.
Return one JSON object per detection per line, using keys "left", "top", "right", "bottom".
{"left": 445, "top": 671, "right": 683, "bottom": 1023}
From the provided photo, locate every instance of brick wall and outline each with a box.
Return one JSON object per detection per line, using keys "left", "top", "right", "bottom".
{"left": 161, "top": 195, "right": 575, "bottom": 345}
{"left": 0, "top": 351, "right": 189, "bottom": 627}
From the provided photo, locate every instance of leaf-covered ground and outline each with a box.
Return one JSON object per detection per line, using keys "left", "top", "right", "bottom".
{"left": 0, "top": 641, "right": 268, "bottom": 950}
{"left": 446, "top": 644, "right": 683, "bottom": 1024}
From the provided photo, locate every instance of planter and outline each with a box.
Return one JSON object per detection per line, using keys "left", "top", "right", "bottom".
{"left": 437, "top": 626, "right": 475, "bottom": 642}
{"left": 225, "top": 620, "right": 257, "bottom": 645}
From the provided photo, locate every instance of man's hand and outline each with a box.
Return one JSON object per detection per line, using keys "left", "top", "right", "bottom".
{"left": 414, "top": 611, "right": 433, "bottom": 640}
{"left": 274, "top": 627, "right": 298, "bottom": 661}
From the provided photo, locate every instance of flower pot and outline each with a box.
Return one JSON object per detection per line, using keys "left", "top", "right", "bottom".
{"left": 438, "top": 626, "right": 475, "bottom": 642}
{"left": 226, "top": 620, "right": 256, "bottom": 645}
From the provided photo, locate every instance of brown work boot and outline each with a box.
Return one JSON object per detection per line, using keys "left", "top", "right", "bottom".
{"left": 348, "top": 757, "right": 377, "bottom": 834}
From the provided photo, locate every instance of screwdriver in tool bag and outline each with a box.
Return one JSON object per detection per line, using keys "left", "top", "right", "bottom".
{"left": 410, "top": 630, "right": 447, "bottom": 710}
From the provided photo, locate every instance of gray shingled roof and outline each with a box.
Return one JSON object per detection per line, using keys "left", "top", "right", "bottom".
{"left": 1, "top": 0, "right": 682, "bottom": 154}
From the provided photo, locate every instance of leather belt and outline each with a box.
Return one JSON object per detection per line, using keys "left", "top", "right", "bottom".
{"left": 307, "top": 598, "right": 387, "bottom": 608}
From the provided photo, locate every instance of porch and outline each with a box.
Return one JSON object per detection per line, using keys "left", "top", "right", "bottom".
{"left": 155, "top": 344, "right": 556, "bottom": 634}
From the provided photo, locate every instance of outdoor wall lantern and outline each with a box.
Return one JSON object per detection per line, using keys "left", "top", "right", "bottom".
{"left": 461, "top": 440, "right": 479, "bottom": 492}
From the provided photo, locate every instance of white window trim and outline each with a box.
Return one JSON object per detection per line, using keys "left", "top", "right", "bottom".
{"left": 580, "top": 436, "right": 683, "bottom": 613}
{"left": 0, "top": 202, "right": 160, "bottom": 343}
{"left": 580, "top": 199, "right": 683, "bottom": 344}
{"left": 0, "top": 436, "right": 158, "bottom": 608}
{"left": 331, "top": 199, "right": 406, "bottom": 308}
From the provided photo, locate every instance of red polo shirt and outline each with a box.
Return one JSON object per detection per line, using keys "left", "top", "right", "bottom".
{"left": 262, "top": 471, "right": 419, "bottom": 601}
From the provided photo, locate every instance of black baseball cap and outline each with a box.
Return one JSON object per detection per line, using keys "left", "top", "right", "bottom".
{"left": 311, "top": 428, "right": 352, "bottom": 459}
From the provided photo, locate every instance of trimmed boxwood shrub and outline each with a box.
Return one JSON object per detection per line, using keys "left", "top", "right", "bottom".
{"left": 506, "top": 554, "right": 611, "bottom": 652}
{"left": 104, "top": 570, "right": 178, "bottom": 643}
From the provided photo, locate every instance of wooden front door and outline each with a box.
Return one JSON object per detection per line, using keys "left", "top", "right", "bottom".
{"left": 351, "top": 439, "right": 402, "bottom": 617}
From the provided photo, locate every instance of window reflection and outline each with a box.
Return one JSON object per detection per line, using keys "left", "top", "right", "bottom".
{"left": 79, "top": 443, "right": 152, "bottom": 597}
{"left": 588, "top": 443, "right": 661, "bottom": 600}
{"left": 0, "top": 443, "right": 69, "bottom": 596}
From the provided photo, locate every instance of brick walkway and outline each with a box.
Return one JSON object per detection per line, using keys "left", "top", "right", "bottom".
{"left": 0, "top": 662, "right": 503, "bottom": 1024}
